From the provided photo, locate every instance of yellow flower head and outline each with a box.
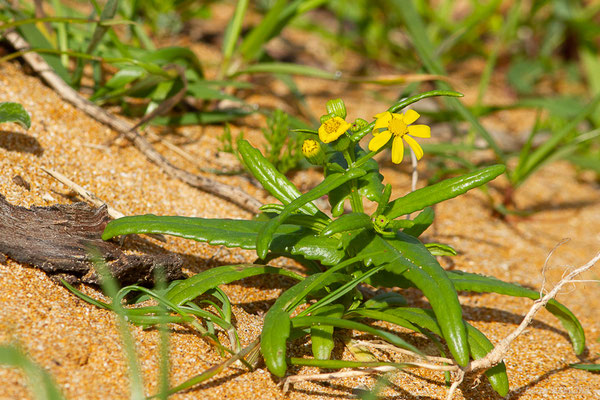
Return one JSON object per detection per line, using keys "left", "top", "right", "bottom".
{"left": 301, "top": 139, "right": 325, "bottom": 165}
{"left": 368, "top": 110, "right": 430, "bottom": 164}
{"left": 318, "top": 116, "right": 352, "bottom": 144}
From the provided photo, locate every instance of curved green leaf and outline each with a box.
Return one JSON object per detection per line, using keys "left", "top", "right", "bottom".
{"left": 403, "top": 207, "right": 435, "bottom": 237}
{"left": 321, "top": 212, "right": 372, "bottom": 236}
{"left": 384, "top": 233, "right": 470, "bottom": 366}
{"left": 291, "top": 316, "right": 422, "bottom": 355}
{"left": 348, "top": 308, "right": 509, "bottom": 397}
{"left": 102, "top": 215, "right": 344, "bottom": 265}
{"left": 310, "top": 303, "right": 345, "bottom": 360}
{"left": 237, "top": 139, "right": 320, "bottom": 215}
{"left": 256, "top": 168, "right": 366, "bottom": 259}
{"left": 447, "top": 270, "right": 585, "bottom": 354}
{"left": 384, "top": 165, "right": 505, "bottom": 219}
{"left": 0, "top": 102, "right": 31, "bottom": 130}
{"left": 261, "top": 272, "right": 349, "bottom": 377}
{"left": 166, "top": 264, "right": 302, "bottom": 305}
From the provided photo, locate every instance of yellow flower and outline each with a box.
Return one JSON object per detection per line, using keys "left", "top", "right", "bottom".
{"left": 368, "top": 110, "right": 430, "bottom": 164}
{"left": 302, "top": 139, "right": 325, "bottom": 165}
{"left": 318, "top": 116, "right": 352, "bottom": 143}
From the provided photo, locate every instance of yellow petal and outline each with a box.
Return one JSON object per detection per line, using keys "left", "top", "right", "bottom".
{"left": 404, "top": 135, "right": 424, "bottom": 160}
{"left": 407, "top": 124, "right": 430, "bottom": 138}
{"left": 403, "top": 109, "right": 420, "bottom": 125}
{"left": 373, "top": 111, "right": 391, "bottom": 121}
{"left": 391, "top": 135, "right": 405, "bottom": 164}
{"left": 368, "top": 130, "right": 392, "bottom": 151}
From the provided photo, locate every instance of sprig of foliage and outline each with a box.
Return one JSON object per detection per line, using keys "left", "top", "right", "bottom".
{"left": 0, "top": 102, "right": 31, "bottom": 129}
{"left": 98, "top": 92, "right": 586, "bottom": 397}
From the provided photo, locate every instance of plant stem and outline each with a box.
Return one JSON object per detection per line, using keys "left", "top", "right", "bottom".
{"left": 343, "top": 149, "right": 364, "bottom": 213}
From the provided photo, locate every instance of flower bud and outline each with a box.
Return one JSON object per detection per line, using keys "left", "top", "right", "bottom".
{"left": 326, "top": 98, "right": 347, "bottom": 119}
{"left": 302, "top": 139, "right": 325, "bottom": 165}
{"left": 350, "top": 118, "right": 368, "bottom": 132}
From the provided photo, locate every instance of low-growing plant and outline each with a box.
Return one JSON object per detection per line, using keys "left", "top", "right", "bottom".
{"left": 85, "top": 90, "right": 587, "bottom": 397}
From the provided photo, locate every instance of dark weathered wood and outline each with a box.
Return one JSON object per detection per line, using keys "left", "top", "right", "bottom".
{"left": 0, "top": 194, "right": 183, "bottom": 285}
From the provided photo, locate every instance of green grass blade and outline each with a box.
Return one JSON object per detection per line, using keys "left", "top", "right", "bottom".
{"left": 0, "top": 344, "right": 66, "bottom": 400}
{"left": 288, "top": 357, "right": 406, "bottom": 370}
{"left": 221, "top": 0, "right": 249, "bottom": 74}
{"left": 570, "top": 363, "right": 600, "bottom": 372}
{"left": 89, "top": 252, "right": 145, "bottom": 400}
{"left": 231, "top": 62, "right": 339, "bottom": 79}
{"left": 392, "top": 0, "right": 505, "bottom": 163}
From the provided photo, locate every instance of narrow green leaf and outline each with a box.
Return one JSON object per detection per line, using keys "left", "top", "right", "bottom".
{"left": 447, "top": 270, "right": 585, "bottom": 354}
{"left": 256, "top": 168, "right": 366, "bottom": 259}
{"left": 570, "top": 363, "right": 600, "bottom": 372}
{"left": 0, "top": 102, "right": 31, "bottom": 130}
{"left": 321, "top": 212, "right": 372, "bottom": 237}
{"left": 348, "top": 308, "right": 509, "bottom": 397}
{"left": 102, "top": 215, "right": 345, "bottom": 265}
{"left": 165, "top": 264, "right": 302, "bottom": 306}
{"left": 310, "top": 303, "right": 345, "bottom": 360}
{"left": 403, "top": 207, "right": 435, "bottom": 237}
{"left": 238, "top": 139, "right": 320, "bottom": 215}
{"left": 231, "top": 62, "right": 338, "bottom": 79}
{"left": 292, "top": 316, "right": 422, "bottom": 355}
{"left": 384, "top": 165, "right": 505, "bottom": 220}
{"left": 261, "top": 273, "right": 349, "bottom": 377}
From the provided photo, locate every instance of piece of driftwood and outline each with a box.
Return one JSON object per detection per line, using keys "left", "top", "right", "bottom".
{"left": 0, "top": 194, "right": 183, "bottom": 285}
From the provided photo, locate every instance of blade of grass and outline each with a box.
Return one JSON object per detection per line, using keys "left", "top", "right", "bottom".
{"left": 220, "top": 0, "right": 249, "bottom": 77}
{"left": 71, "top": 0, "right": 119, "bottom": 88}
{"left": 392, "top": 0, "right": 506, "bottom": 163}
{"left": 89, "top": 250, "right": 145, "bottom": 400}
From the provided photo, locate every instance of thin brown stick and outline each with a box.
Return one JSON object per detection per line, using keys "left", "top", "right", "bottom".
{"left": 41, "top": 166, "right": 124, "bottom": 219}
{"left": 3, "top": 31, "right": 262, "bottom": 214}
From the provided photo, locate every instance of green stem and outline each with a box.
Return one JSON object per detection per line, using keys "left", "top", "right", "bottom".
{"left": 343, "top": 149, "right": 364, "bottom": 213}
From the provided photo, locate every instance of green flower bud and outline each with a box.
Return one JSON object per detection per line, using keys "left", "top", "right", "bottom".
{"left": 373, "top": 214, "right": 389, "bottom": 230}
{"left": 350, "top": 118, "right": 368, "bottom": 132}
{"left": 302, "top": 139, "right": 326, "bottom": 165}
{"left": 320, "top": 113, "right": 335, "bottom": 124}
{"left": 326, "top": 98, "right": 347, "bottom": 119}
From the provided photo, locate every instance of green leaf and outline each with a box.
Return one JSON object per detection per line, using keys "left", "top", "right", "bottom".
{"left": 102, "top": 215, "right": 344, "bottom": 265}
{"left": 345, "top": 230, "right": 470, "bottom": 366}
{"left": 0, "top": 102, "right": 31, "bottom": 129}
{"left": 384, "top": 165, "right": 505, "bottom": 220}
{"left": 348, "top": 308, "right": 509, "bottom": 397}
{"left": 166, "top": 264, "right": 302, "bottom": 306}
{"left": 425, "top": 242, "right": 457, "bottom": 256}
{"left": 237, "top": 139, "right": 320, "bottom": 215}
{"left": 291, "top": 316, "right": 422, "bottom": 355}
{"left": 321, "top": 212, "right": 372, "bottom": 237}
{"left": 446, "top": 270, "right": 586, "bottom": 354}
{"left": 310, "top": 303, "right": 345, "bottom": 360}
{"left": 570, "top": 363, "right": 600, "bottom": 372}
{"left": 261, "top": 273, "right": 349, "bottom": 377}
{"left": 256, "top": 168, "right": 366, "bottom": 259}
{"left": 384, "top": 233, "right": 469, "bottom": 366}
{"left": 403, "top": 207, "right": 434, "bottom": 237}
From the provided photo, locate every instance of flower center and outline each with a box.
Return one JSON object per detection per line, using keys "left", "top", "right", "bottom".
{"left": 324, "top": 118, "right": 343, "bottom": 134}
{"left": 388, "top": 117, "right": 407, "bottom": 137}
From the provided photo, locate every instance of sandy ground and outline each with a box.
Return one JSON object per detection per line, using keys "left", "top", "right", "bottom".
{"left": 1, "top": 46, "right": 600, "bottom": 400}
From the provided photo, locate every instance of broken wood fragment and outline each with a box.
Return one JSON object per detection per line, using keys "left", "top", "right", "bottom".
{"left": 0, "top": 194, "right": 183, "bottom": 285}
